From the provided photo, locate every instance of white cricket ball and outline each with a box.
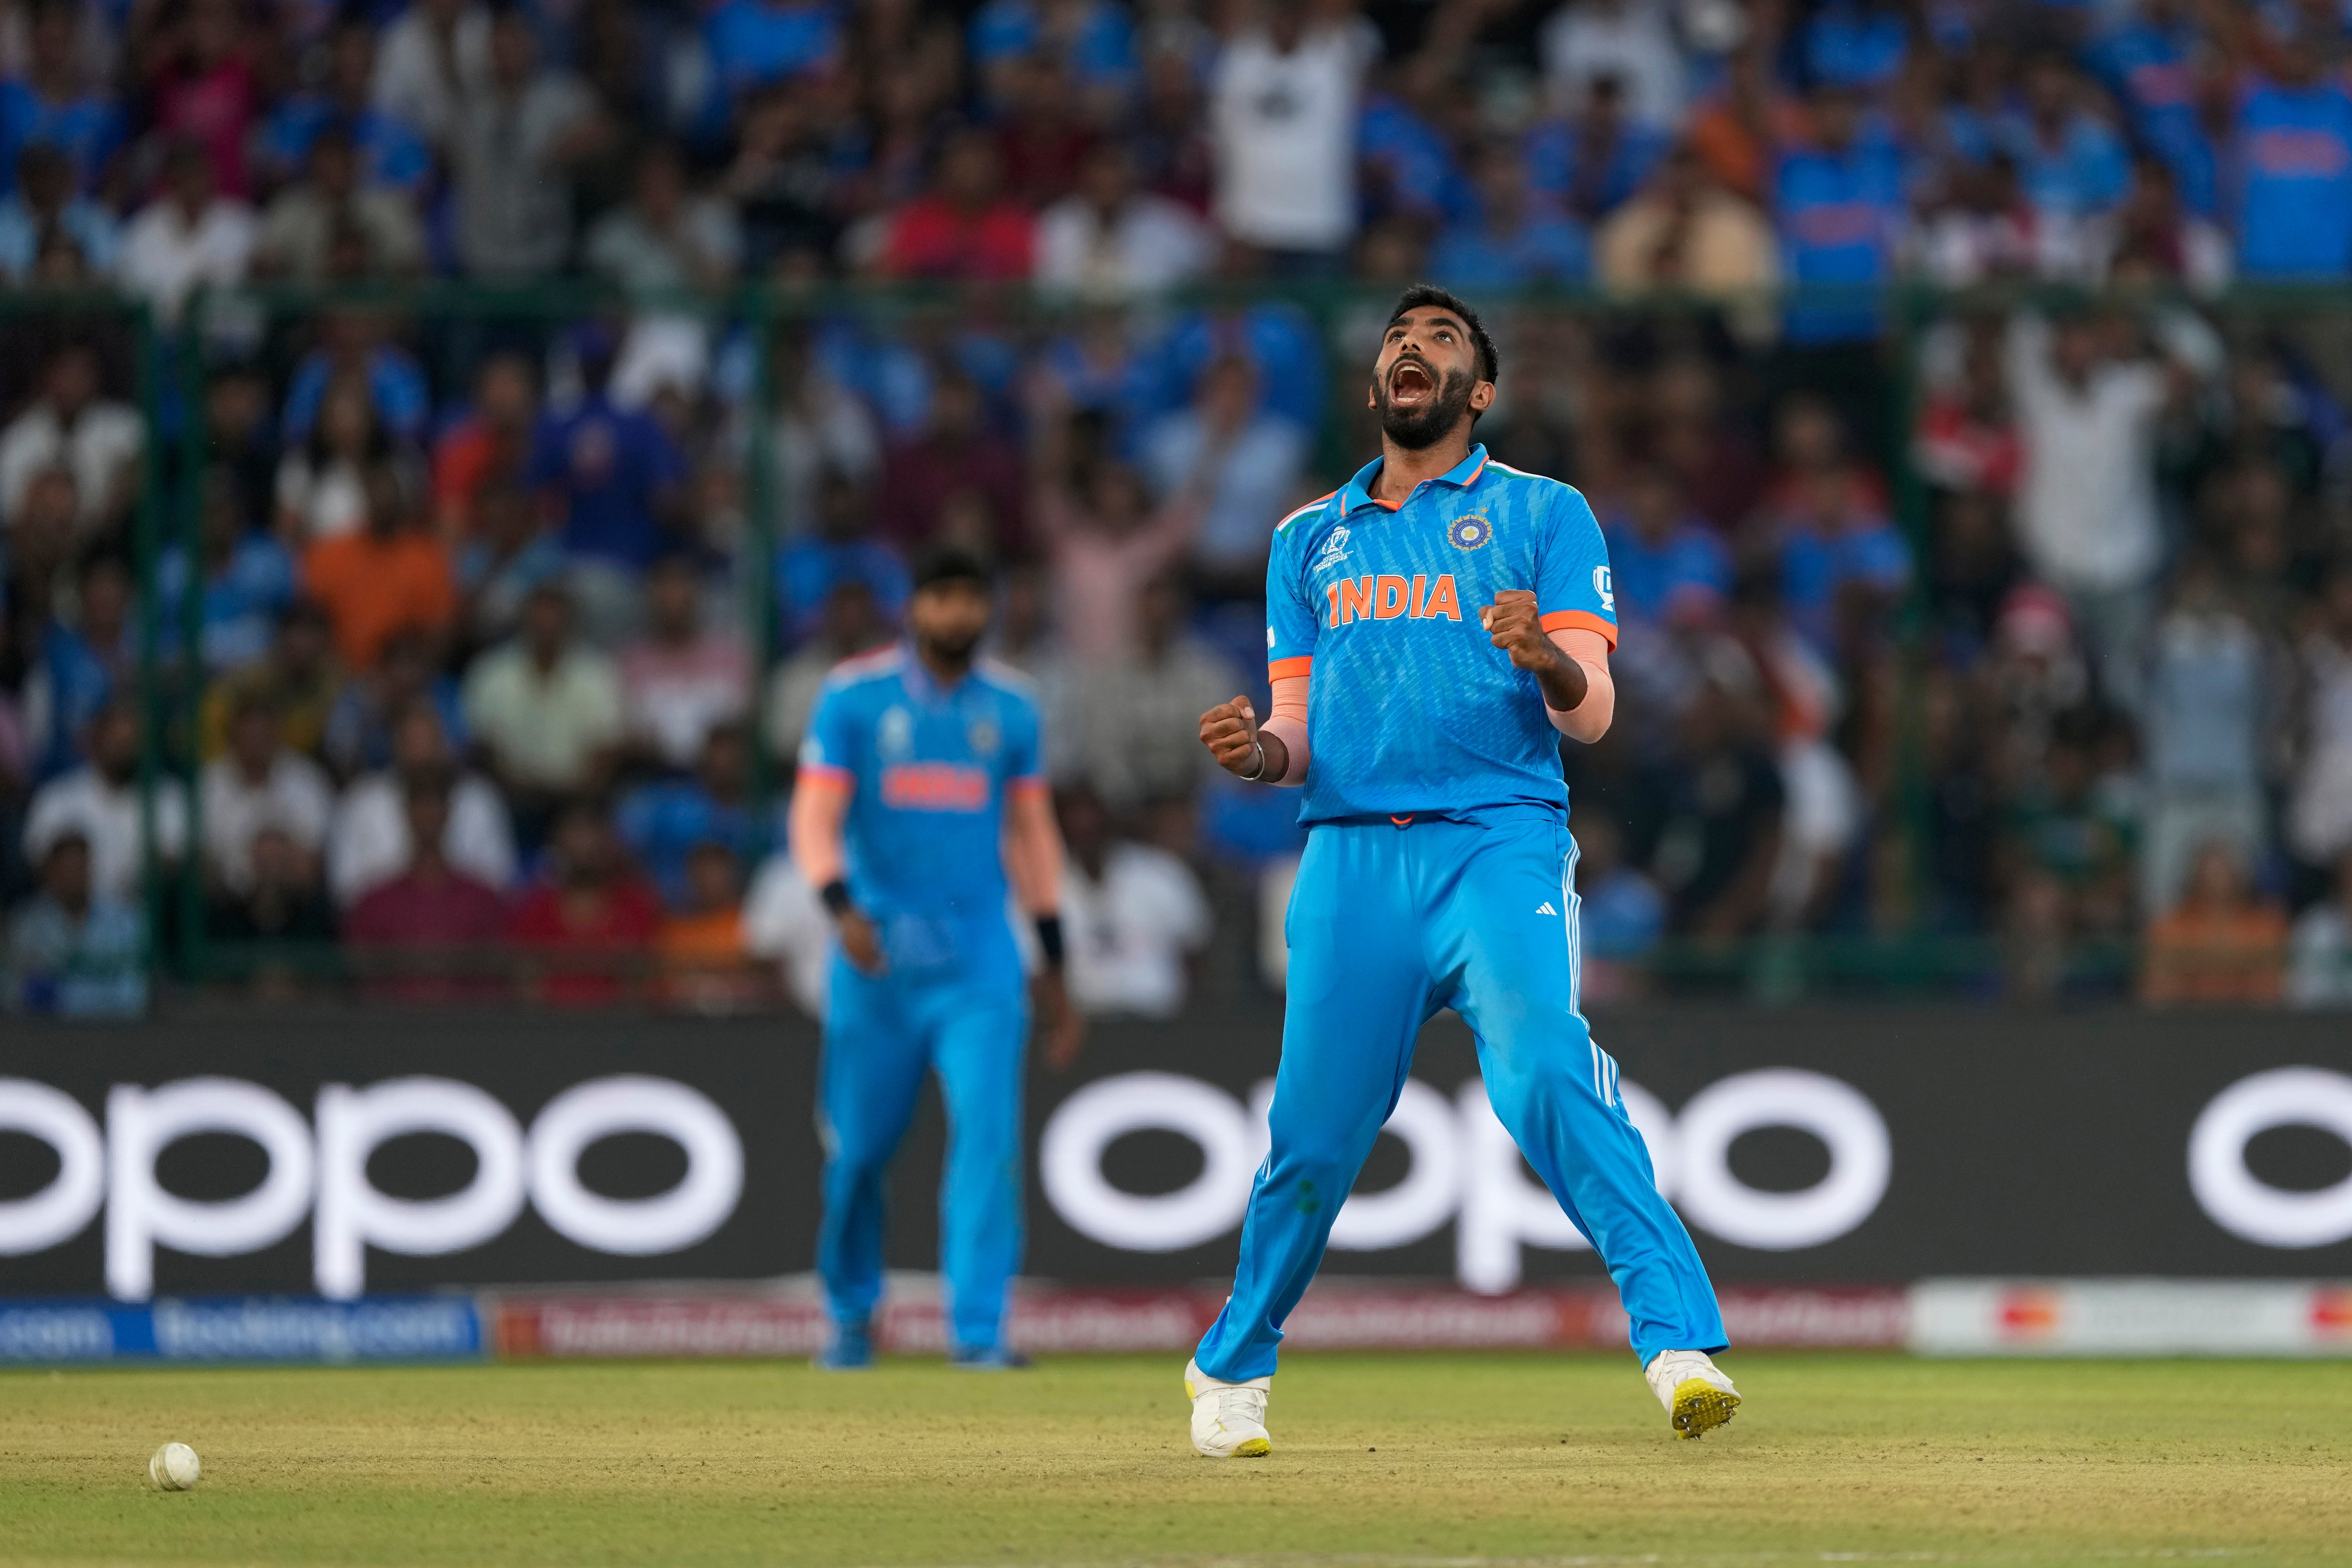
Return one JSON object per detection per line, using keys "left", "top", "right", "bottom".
{"left": 148, "top": 1442, "right": 201, "bottom": 1491}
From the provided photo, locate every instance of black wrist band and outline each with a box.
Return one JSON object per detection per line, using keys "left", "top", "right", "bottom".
{"left": 820, "top": 879, "right": 853, "bottom": 916}
{"left": 1034, "top": 914, "right": 1065, "bottom": 967}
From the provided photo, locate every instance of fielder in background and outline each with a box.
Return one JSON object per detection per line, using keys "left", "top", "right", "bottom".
{"left": 1185, "top": 285, "right": 1736, "bottom": 1453}
{"left": 791, "top": 546, "right": 1085, "bottom": 1370}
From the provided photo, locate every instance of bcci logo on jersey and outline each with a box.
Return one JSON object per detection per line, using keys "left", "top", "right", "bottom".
{"left": 1447, "top": 513, "right": 1493, "bottom": 551}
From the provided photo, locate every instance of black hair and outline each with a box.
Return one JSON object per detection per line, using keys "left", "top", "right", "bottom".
{"left": 910, "top": 543, "right": 994, "bottom": 593}
{"left": 1387, "top": 285, "right": 1498, "bottom": 385}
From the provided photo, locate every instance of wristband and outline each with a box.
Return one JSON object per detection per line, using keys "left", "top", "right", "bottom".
{"left": 1034, "top": 914, "right": 1066, "bottom": 967}
{"left": 819, "top": 879, "right": 853, "bottom": 916}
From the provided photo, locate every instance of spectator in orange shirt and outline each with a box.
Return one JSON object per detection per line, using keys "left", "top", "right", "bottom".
{"left": 303, "top": 462, "right": 457, "bottom": 671}
{"left": 2142, "top": 841, "right": 2290, "bottom": 1005}
{"left": 880, "top": 128, "right": 1035, "bottom": 281}
{"left": 505, "top": 797, "right": 663, "bottom": 1005}
{"left": 658, "top": 840, "right": 767, "bottom": 1011}
{"left": 431, "top": 352, "right": 538, "bottom": 537}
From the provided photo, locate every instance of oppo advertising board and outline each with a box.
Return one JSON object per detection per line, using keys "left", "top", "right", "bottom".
{"left": 1, "top": 1008, "right": 2350, "bottom": 1300}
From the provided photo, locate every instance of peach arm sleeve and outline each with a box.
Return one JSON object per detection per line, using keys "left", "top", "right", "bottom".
{"left": 1001, "top": 780, "right": 1065, "bottom": 914}
{"left": 788, "top": 770, "right": 853, "bottom": 891}
{"left": 1545, "top": 627, "right": 1615, "bottom": 744}
{"left": 1261, "top": 671, "right": 1310, "bottom": 786}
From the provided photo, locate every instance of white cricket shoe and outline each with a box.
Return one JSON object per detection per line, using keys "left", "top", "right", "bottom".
{"left": 1184, "top": 1358, "right": 1272, "bottom": 1457}
{"left": 1644, "top": 1349, "right": 1740, "bottom": 1439}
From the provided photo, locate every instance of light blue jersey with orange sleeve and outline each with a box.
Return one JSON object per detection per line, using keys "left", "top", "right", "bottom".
{"left": 797, "top": 647, "right": 1045, "bottom": 925}
{"left": 1266, "top": 443, "right": 1617, "bottom": 825}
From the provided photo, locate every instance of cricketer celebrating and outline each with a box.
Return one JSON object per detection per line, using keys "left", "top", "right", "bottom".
{"left": 792, "top": 546, "right": 1084, "bottom": 1371}
{"left": 1183, "top": 286, "right": 1736, "bottom": 1454}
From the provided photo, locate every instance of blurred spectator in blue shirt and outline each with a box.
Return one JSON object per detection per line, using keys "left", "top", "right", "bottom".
{"left": 1146, "top": 298, "right": 1327, "bottom": 437}
{"left": 1525, "top": 74, "right": 1670, "bottom": 223}
{"left": 617, "top": 722, "right": 772, "bottom": 909}
{"left": 1773, "top": 84, "right": 1906, "bottom": 343}
{"left": 283, "top": 313, "right": 430, "bottom": 444}
{"left": 255, "top": 16, "right": 431, "bottom": 194}
{"left": 526, "top": 329, "right": 690, "bottom": 573}
{"left": 1761, "top": 394, "right": 1912, "bottom": 657}
{"left": 0, "top": 143, "right": 117, "bottom": 281}
{"left": 1997, "top": 55, "right": 2132, "bottom": 224}
{"left": 324, "top": 629, "right": 466, "bottom": 782}
{"left": 969, "top": 0, "right": 1135, "bottom": 108}
{"left": 1420, "top": 138, "right": 1590, "bottom": 288}
{"left": 455, "top": 482, "right": 568, "bottom": 653}
{"left": 4, "top": 830, "right": 145, "bottom": 1017}
{"left": 1571, "top": 814, "right": 1664, "bottom": 1003}
{"left": 1360, "top": 56, "right": 1476, "bottom": 228}
{"left": 705, "top": 0, "right": 842, "bottom": 102}
{"left": 25, "top": 548, "right": 131, "bottom": 784}
{"left": 2232, "top": 55, "right": 2352, "bottom": 278}
{"left": 1799, "top": 0, "right": 1912, "bottom": 92}
{"left": 0, "top": 0, "right": 124, "bottom": 199}
{"left": 2086, "top": 0, "right": 2218, "bottom": 214}
{"left": 1603, "top": 464, "right": 1732, "bottom": 630}
{"left": 776, "top": 471, "right": 910, "bottom": 646}
{"left": 156, "top": 467, "right": 298, "bottom": 674}
{"left": 1430, "top": 139, "right": 1592, "bottom": 288}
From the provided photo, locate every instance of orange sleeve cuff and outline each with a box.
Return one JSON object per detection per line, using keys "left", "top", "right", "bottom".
{"left": 1268, "top": 655, "right": 1313, "bottom": 681}
{"left": 798, "top": 763, "right": 854, "bottom": 789}
{"left": 1009, "top": 775, "right": 1049, "bottom": 795}
{"left": 1541, "top": 610, "right": 1618, "bottom": 648}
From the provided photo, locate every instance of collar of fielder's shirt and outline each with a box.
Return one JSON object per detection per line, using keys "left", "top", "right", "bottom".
{"left": 1337, "top": 443, "right": 1490, "bottom": 517}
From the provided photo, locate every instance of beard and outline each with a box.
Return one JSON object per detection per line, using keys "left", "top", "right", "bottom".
{"left": 916, "top": 626, "right": 985, "bottom": 667}
{"left": 1373, "top": 358, "right": 1477, "bottom": 450}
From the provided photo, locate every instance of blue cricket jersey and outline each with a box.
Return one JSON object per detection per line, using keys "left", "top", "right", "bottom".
{"left": 1265, "top": 444, "right": 1616, "bottom": 825}
{"left": 2232, "top": 79, "right": 2352, "bottom": 277}
{"left": 798, "top": 646, "right": 1044, "bottom": 928}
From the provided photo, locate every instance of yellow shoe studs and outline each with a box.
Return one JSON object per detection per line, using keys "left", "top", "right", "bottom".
{"left": 1670, "top": 1377, "right": 1741, "bottom": 1439}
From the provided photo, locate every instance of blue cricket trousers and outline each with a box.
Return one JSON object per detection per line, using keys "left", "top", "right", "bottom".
{"left": 1195, "top": 809, "right": 1725, "bottom": 1379}
{"left": 817, "top": 917, "right": 1029, "bottom": 1354}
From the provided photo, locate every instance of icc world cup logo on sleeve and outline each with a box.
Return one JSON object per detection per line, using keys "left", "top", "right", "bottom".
{"left": 1447, "top": 513, "right": 1492, "bottom": 551}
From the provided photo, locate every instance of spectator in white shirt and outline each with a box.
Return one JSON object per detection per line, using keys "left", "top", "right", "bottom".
{"left": 1208, "top": 0, "right": 1370, "bottom": 267}
{"left": 0, "top": 342, "right": 143, "bottom": 539}
{"left": 117, "top": 140, "right": 257, "bottom": 326}
{"left": 2291, "top": 850, "right": 2352, "bottom": 1006}
{"left": 372, "top": 0, "right": 492, "bottom": 147}
{"left": 2005, "top": 309, "right": 2201, "bottom": 709}
{"left": 328, "top": 700, "right": 516, "bottom": 907}
{"left": 742, "top": 847, "right": 831, "bottom": 1018}
{"left": 1054, "top": 783, "right": 1212, "bottom": 1018}
{"left": 1542, "top": 0, "right": 1687, "bottom": 129}
{"left": 201, "top": 691, "right": 334, "bottom": 896}
{"left": 618, "top": 555, "right": 751, "bottom": 772}
{"left": 2289, "top": 566, "right": 2352, "bottom": 881}
{"left": 23, "top": 701, "right": 187, "bottom": 904}
{"left": 1036, "top": 141, "right": 1213, "bottom": 299}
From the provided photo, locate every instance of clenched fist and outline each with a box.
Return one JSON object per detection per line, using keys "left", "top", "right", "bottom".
{"left": 1199, "top": 695, "right": 1286, "bottom": 781}
{"left": 1481, "top": 589, "right": 1588, "bottom": 712}
{"left": 1480, "top": 589, "right": 1555, "bottom": 670}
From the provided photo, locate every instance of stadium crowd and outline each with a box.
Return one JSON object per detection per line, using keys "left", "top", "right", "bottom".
{"left": 6, "top": 0, "right": 2352, "bottom": 1012}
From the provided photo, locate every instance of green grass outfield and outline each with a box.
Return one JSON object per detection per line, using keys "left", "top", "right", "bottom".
{"left": 3, "top": 1353, "right": 2348, "bottom": 1568}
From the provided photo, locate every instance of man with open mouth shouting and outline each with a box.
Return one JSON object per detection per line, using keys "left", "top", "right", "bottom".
{"left": 1182, "top": 286, "right": 1736, "bottom": 1458}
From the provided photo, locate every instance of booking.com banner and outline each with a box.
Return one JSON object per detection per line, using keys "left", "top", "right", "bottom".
{"left": 2, "top": 1008, "right": 2350, "bottom": 1300}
